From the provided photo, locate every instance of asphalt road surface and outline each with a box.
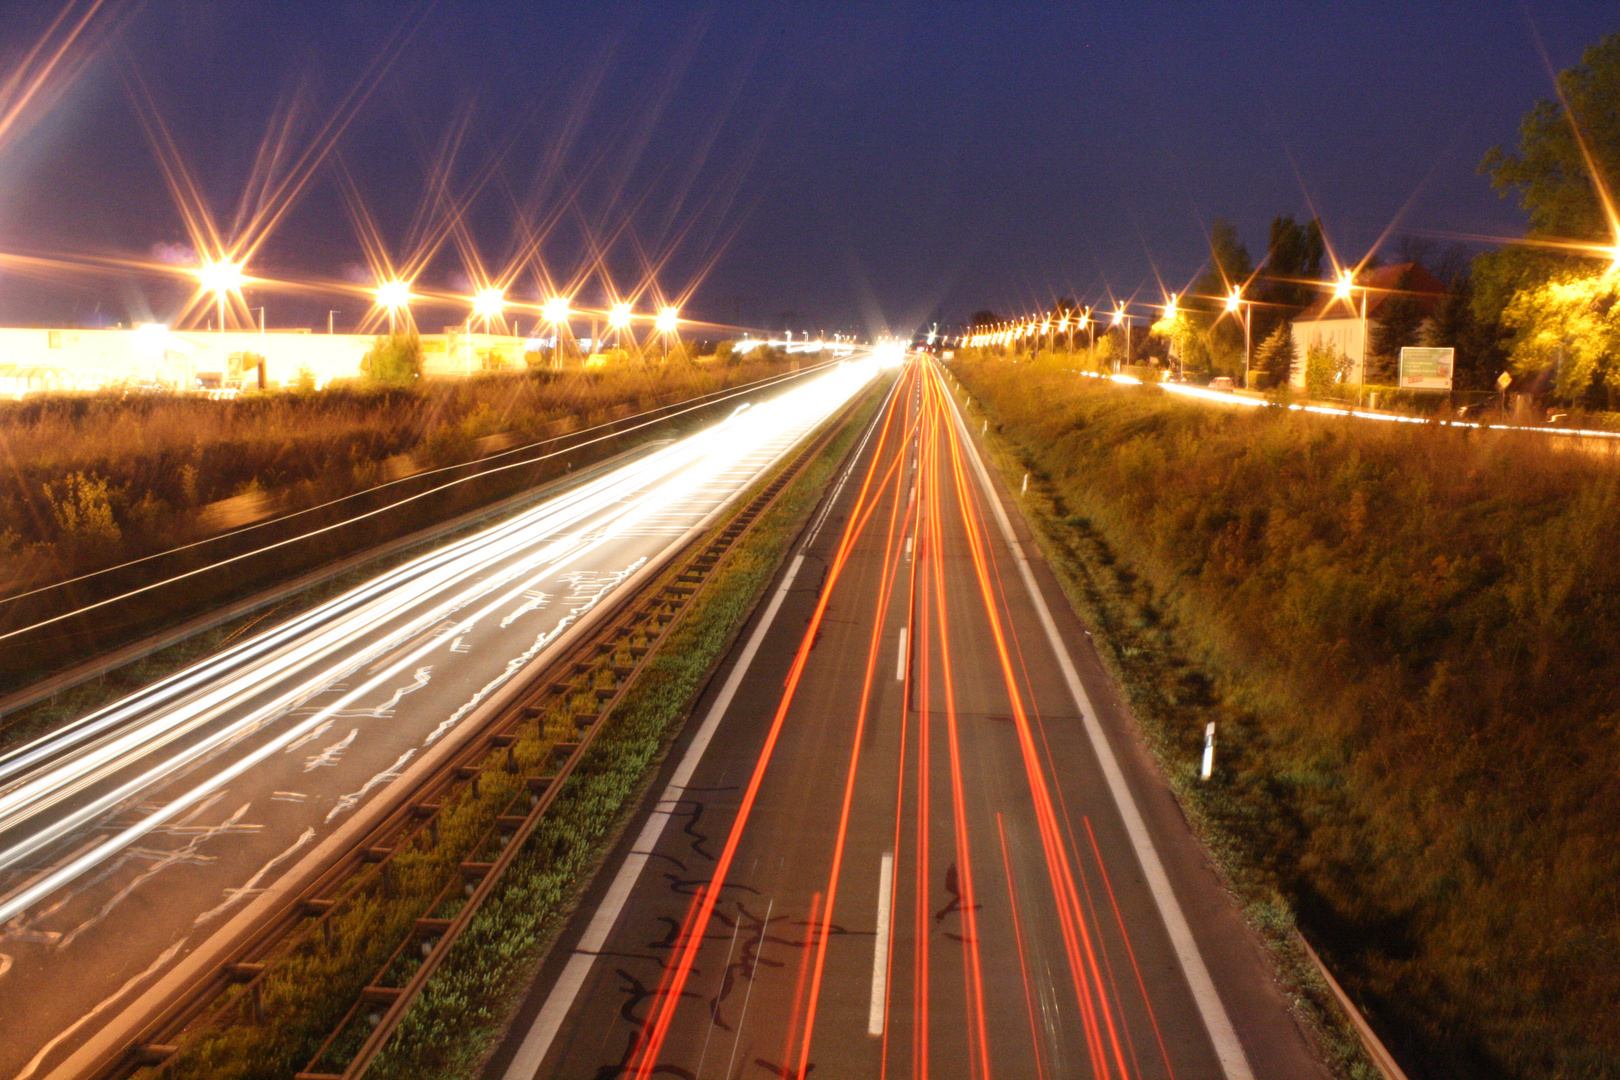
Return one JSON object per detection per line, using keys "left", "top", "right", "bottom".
{"left": 490, "top": 358, "right": 1331, "bottom": 1080}
{"left": 0, "top": 357, "right": 879, "bottom": 1080}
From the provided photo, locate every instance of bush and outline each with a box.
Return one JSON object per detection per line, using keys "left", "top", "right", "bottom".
{"left": 1303, "top": 340, "right": 1351, "bottom": 397}
{"left": 361, "top": 335, "right": 424, "bottom": 385}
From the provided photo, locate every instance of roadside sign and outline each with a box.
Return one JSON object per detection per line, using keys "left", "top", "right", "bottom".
{"left": 1399, "top": 346, "right": 1454, "bottom": 390}
{"left": 1497, "top": 370, "right": 1513, "bottom": 390}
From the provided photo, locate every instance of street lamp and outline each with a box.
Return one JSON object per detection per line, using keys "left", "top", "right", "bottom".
{"left": 198, "top": 259, "right": 244, "bottom": 334}
{"left": 1334, "top": 269, "right": 1369, "bottom": 405}
{"left": 1162, "top": 294, "right": 1181, "bottom": 374}
{"left": 473, "top": 287, "right": 504, "bottom": 325}
{"left": 543, "top": 296, "right": 571, "bottom": 365}
{"left": 1112, "top": 303, "right": 1128, "bottom": 369}
{"left": 376, "top": 280, "right": 410, "bottom": 333}
{"left": 656, "top": 306, "right": 678, "bottom": 359}
{"left": 1227, "top": 286, "right": 1251, "bottom": 389}
{"left": 609, "top": 301, "right": 633, "bottom": 357}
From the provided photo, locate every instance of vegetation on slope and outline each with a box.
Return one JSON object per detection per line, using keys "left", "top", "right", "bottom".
{"left": 952, "top": 353, "right": 1619, "bottom": 1079}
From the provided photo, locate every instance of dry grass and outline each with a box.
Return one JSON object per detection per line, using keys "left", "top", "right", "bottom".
{"left": 953, "top": 351, "right": 1620, "bottom": 1080}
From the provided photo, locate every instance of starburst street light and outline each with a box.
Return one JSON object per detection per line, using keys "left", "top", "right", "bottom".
{"left": 1328, "top": 270, "right": 1369, "bottom": 403}
{"left": 543, "top": 296, "right": 571, "bottom": 324}
{"left": 1227, "top": 286, "right": 1253, "bottom": 388}
{"left": 196, "top": 260, "right": 245, "bottom": 379}
{"left": 376, "top": 279, "right": 410, "bottom": 332}
{"left": 609, "top": 301, "right": 632, "bottom": 328}
{"left": 656, "top": 306, "right": 679, "bottom": 334}
{"left": 197, "top": 259, "right": 245, "bottom": 298}
{"left": 1334, "top": 269, "right": 1355, "bottom": 301}
{"left": 473, "top": 287, "right": 504, "bottom": 322}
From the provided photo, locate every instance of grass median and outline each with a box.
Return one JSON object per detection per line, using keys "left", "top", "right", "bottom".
{"left": 948, "top": 353, "right": 1620, "bottom": 1080}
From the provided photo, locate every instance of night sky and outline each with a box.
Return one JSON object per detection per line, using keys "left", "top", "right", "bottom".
{"left": 0, "top": 0, "right": 1613, "bottom": 337}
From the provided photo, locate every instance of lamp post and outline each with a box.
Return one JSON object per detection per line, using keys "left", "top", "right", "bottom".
{"left": 377, "top": 281, "right": 410, "bottom": 335}
{"left": 472, "top": 288, "right": 504, "bottom": 372}
{"left": 656, "top": 306, "right": 679, "bottom": 361}
{"left": 1112, "top": 304, "right": 1129, "bottom": 370}
{"left": 1334, "top": 270, "right": 1369, "bottom": 406}
{"left": 609, "top": 302, "right": 633, "bottom": 360}
{"left": 198, "top": 259, "right": 245, "bottom": 391}
{"left": 544, "top": 296, "right": 571, "bottom": 367}
{"left": 1163, "top": 293, "right": 1180, "bottom": 377}
{"left": 1227, "top": 286, "right": 1251, "bottom": 389}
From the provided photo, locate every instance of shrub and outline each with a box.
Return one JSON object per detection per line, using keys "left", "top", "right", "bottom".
{"left": 361, "top": 335, "right": 424, "bottom": 385}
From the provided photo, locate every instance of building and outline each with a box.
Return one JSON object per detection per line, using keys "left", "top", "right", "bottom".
{"left": 1289, "top": 263, "right": 1445, "bottom": 388}
{"left": 0, "top": 325, "right": 535, "bottom": 397}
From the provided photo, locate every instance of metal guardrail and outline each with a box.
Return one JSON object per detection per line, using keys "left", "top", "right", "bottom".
{"left": 91, "top": 387, "right": 866, "bottom": 1080}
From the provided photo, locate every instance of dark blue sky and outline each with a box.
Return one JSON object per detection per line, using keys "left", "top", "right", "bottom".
{"left": 0, "top": 1, "right": 1613, "bottom": 337}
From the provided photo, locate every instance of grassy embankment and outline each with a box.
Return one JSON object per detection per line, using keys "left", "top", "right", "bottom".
{"left": 0, "top": 357, "right": 804, "bottom": 701}
{"left": 949, "top": 352, "right": 1619, "bottom": 1080}
{"left": 145, "top": 375, "right": 888, "bottom": 1080}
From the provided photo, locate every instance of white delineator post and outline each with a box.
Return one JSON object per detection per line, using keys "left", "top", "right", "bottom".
{"left": 1201, "top": 722, "right": 1216, "bottom": 781}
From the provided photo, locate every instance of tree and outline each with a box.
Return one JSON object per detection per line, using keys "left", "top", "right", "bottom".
{"left": 361, "top": 334, "right": 423, "bottom": 385}
{"left": 1474, "top": 32, "right": 1620, "bottom": 397}
{"left": 1368, "top": 265, "right": 1429, "bottom": 380}
{"left": 1500, "top": 269, "right": 1620, "bottom": 399}
{"left": 1185, "top": 218, "right": 1255, "bottom": 374}
{"left": 1253, "top": 323, "right": 1297, "bottom": 387}
{"left": 1481, "top": 33, "right": 1620, "bottom": 246}
{"left": 1252, "top": 215, "right": 1326, "bottom": 347}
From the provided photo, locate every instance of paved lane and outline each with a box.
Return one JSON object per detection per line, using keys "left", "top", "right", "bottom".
{"left": 0, "top": 358, "right": 880, "bottom": 1080}
{"left": 491, "top": 357, "right": 1328, "bottom": 1080}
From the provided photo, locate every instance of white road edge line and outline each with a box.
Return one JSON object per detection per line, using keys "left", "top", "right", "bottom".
{"left": 946, "top": 367, "right": 1256, "bottom": 1080}
{"left": 895, "top": 627, "right": 907, "bottom": 681}
{"left": 500, "top": 556, "right": 804, "bottom": 1080}
{"left": 867, "top": 852, "right": 894, "bottom": 1036}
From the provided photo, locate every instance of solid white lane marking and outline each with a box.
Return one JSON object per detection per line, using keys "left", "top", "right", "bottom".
{"left": 948, "top": 374, "right": 1255, "bottom": 1080}
{"left": 895, "top": 627, "right": 907, "bottom": 681}
{"left": 868, "top": 852, "right": 894, "bottom": 1036}
{"left": 500, "top": 555, "right": 806, "bottom": 1080}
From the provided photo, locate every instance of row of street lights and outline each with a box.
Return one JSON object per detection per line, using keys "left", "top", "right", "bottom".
{"left": 958, "top": 275, "right": 1332, "bottom": 393}
{"left": 194, "top": 259, "right": 684, "bottom": 349}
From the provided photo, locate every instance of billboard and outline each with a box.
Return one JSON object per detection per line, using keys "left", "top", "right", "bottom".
{"left": 1400, "top": 346, "right": 1454, "bottom": 391}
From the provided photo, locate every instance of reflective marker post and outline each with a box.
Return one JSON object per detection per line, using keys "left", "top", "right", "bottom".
{"left": 1201, "top": 722, "right": 1216, "bottom": 781}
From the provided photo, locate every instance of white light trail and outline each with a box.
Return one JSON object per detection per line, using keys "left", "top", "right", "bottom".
{"left": 1079, "top": 369, "right": 1620, "bottom": 441}
{"left": 0, "top": 357, "right": 879, "bottom": 925}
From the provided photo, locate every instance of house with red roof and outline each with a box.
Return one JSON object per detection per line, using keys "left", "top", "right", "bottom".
{"left": 1289, "top": 263, "right": 1446, "bottom": 389}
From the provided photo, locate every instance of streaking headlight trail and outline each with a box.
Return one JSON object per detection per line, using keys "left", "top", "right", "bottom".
{"left": 0, "top": 356, "right": 878, "bottom": 927}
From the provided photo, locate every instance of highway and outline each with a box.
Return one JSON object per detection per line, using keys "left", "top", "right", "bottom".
{"left": 490, "top": 358, "right": 1329, "bottom": 1079}
{"left": 0, "top": 357, "right": 881, "bottom": 1080}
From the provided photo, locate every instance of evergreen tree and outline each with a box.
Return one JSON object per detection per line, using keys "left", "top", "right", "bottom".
{"left": 1253, "top": 322, "right": 1297, "bottom": 387}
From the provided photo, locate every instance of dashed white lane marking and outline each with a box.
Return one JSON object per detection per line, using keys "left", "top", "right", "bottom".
{"left": 895, "top": 627, "right": 907, "bottom": 681}
{"left": 868, "top": 852, "right": 894, "bottom": 1036}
